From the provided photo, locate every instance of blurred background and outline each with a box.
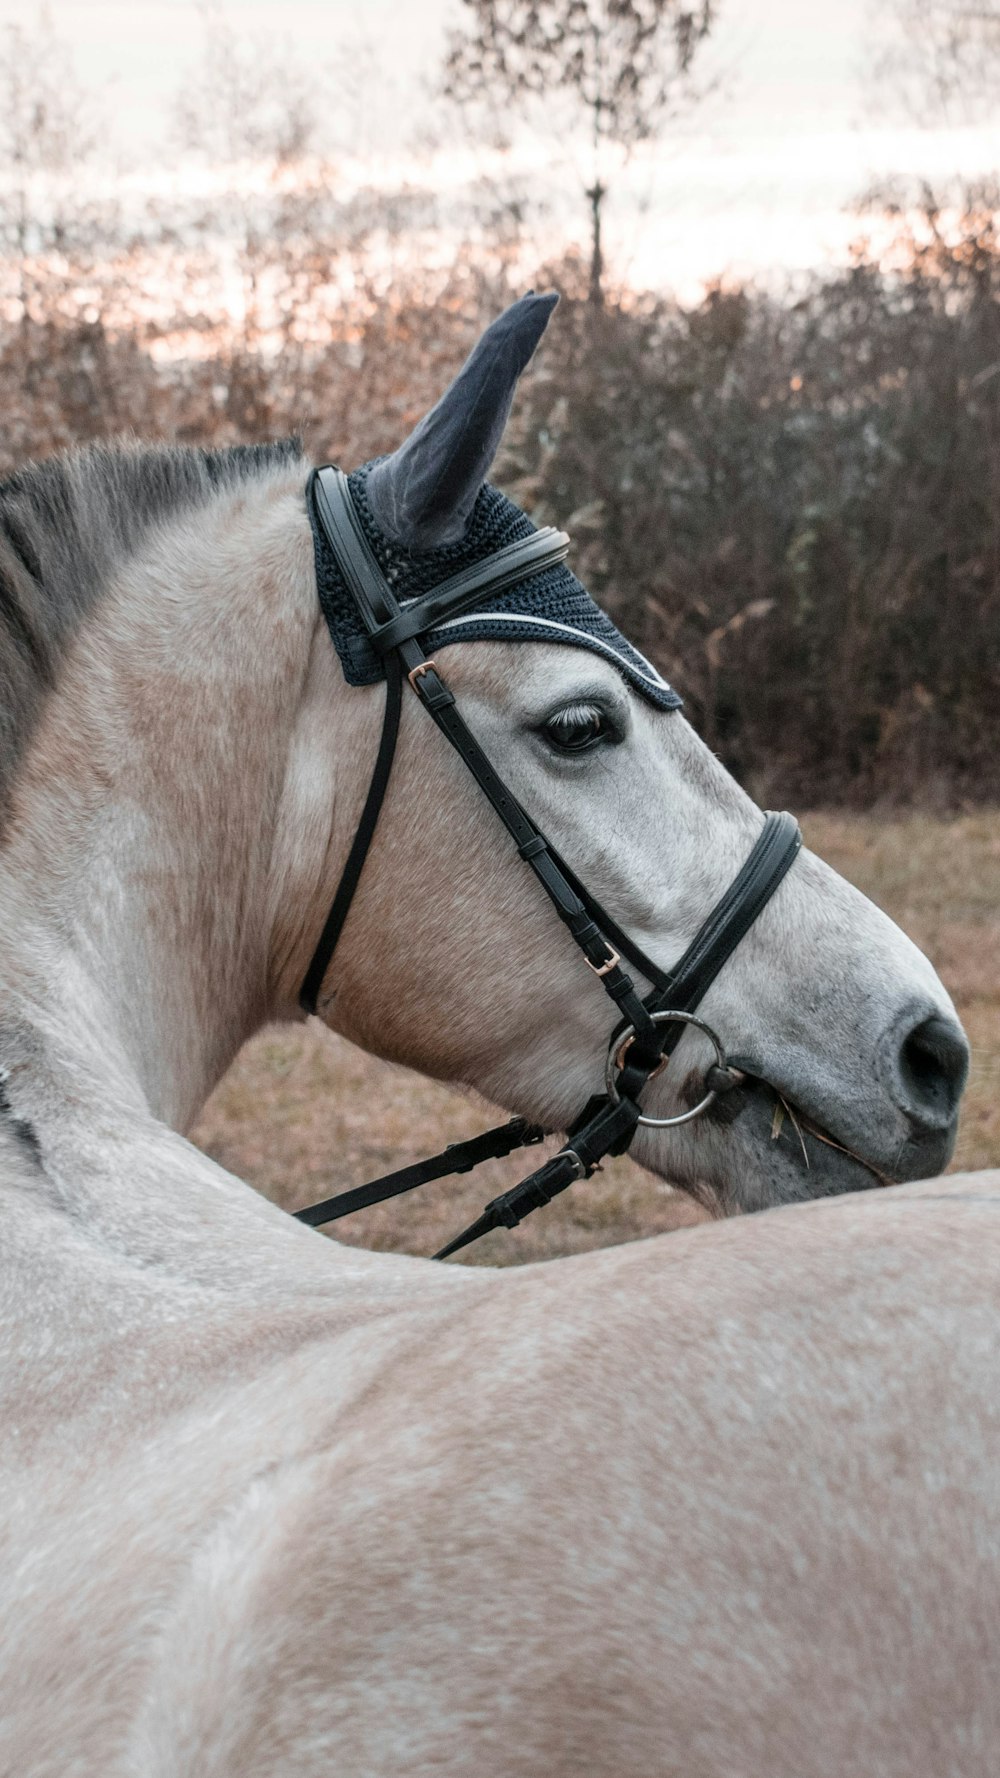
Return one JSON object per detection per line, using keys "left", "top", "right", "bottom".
{"left": 4, "top": 0, "right": 998, "bottom": 1256}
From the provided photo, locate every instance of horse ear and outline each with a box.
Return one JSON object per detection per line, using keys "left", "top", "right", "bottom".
{"left": 366, "top": 292, "right": 558, "bottom": 550}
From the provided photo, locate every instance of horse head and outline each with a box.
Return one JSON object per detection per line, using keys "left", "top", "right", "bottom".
{"left": 278, "top": 294, "right": 968, "bottom": 1218}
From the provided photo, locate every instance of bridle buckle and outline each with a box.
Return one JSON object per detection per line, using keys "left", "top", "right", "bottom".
{"left": 613, "top": 1030, "right": 670, "bottom": 1082}
{"left": 587, "top": 947, "right": 621, "bottom": 978}
{"left": 407, "top": 660, "right": 438, "bottom": 691}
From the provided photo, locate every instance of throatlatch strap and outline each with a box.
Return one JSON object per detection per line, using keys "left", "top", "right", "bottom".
{"left": 298, "top": 653, "right": 404, "bottom": 1016}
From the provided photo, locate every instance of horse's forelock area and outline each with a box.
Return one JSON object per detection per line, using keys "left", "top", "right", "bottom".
{"left": 0, "top": 437, "right": 303, "bottom": 829}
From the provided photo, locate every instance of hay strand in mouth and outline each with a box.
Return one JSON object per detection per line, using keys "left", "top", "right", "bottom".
{"left": 769, "top": 1085, "right": 895, "bottom": 1187}
{"left": 797, "top": 1114, "right": 897, "bottom": 1188}
{"left": 778, "top": 1093, "right": 811, "bottom": 1169}
{"left": 770, "top": 1092, "right": 809, "bottom": 1168}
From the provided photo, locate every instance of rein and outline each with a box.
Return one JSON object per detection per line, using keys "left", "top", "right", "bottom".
{"left": 295, "top": 467, "right": 802, "bottom": 1258}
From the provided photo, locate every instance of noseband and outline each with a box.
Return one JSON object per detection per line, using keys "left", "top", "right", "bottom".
{"left": 295, "top": 468, "right": 802, "bottom": 1257}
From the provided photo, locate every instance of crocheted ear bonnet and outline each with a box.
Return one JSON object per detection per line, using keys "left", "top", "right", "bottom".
{"left": 308, "top": 290, "right": 680, "bottom": 712}
{"left": 309, "top": 461, "right": 681, "bottom": 711}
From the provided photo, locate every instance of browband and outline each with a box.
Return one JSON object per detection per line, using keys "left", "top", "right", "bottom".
{"left": 310, "top": 468, "right": 570, "bottom": 653}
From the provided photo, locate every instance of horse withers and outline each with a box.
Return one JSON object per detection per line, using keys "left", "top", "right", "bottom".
{"left": 0, "top": 296, "right": 992, "bottom": 1778}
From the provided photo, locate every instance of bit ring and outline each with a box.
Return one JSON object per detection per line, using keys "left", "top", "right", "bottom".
{"left": 605, "top": 1010, "right": 728, "bottom": 1128}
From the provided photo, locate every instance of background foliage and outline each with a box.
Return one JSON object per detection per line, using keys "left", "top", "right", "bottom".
{"left": 1, "top": 8, "right": 999, "bottom": 805}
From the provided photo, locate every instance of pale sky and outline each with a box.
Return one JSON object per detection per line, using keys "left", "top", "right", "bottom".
{"left": 5, "top": 0, "right": 999, "bottom": 296}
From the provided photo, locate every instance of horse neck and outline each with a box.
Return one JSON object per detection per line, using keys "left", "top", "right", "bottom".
{"left": 0, "top": 465, "right": 329, "bottom": 1241}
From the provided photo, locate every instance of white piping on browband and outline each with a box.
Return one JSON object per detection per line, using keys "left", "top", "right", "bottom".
{"left": 431, "top": 610, "right": 672, "bottom": 692}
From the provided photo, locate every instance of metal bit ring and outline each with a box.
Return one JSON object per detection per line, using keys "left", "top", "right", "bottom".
{"left": 605, "top": 1010, "right": 729, "bottom": 1129}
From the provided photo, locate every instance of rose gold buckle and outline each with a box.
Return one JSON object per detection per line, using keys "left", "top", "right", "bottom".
{"left": 614, "top": 1031, "right": 669, "bottom": 1080}
{"left": 408, "top": 660, "right": 438, "bottom": 690}
{"left": 587, "top": 947, "right": 620, "bottom": 978}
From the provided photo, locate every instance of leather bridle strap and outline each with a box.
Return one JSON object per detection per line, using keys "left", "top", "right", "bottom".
{"left": 295, "top": 1116, "right": 544, "bottom": 1229}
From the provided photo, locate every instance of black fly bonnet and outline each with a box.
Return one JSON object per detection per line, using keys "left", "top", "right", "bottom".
{"left": 294, "top": 295, "right": 801, "bottom": 1257}
{"left": 310, "top": 465, "right": 682, "bottom": 712}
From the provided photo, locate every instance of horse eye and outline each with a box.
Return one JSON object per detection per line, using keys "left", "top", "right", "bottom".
{"left": 540, "top": 703, "right": 612, "bottom": 754}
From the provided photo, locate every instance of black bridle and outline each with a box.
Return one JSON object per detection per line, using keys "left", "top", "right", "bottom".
{"left": 294, "top": 467, "right": 802, "bottom": 1258}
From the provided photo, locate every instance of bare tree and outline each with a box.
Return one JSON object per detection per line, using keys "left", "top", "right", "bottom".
{"left": 442, "top": 0, "right": 716, "bottom": 305}
{"left": 877, "top": 0, "right": 1000, "bottom": 128}
{"left": 172, "top": 5, "right": 348, "bottom": 432}
{"left": 175, "top": 6, "right": 324, "bottom": 346}
{"left": 0, "top": 9, "right": 100, "bottom": 329}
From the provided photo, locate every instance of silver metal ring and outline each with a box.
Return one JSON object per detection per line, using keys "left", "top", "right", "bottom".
{"left": 605, "top": 1010, "right": 728, "bottom": 1128}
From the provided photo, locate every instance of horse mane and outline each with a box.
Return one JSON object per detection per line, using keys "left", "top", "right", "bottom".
{"left": 0, "top": 436, "right": 303, "bottom": 828}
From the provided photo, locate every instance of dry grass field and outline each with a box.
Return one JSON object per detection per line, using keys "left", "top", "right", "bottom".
{"left": 192, "top": 812, "right": 1000, "bottom": 1265}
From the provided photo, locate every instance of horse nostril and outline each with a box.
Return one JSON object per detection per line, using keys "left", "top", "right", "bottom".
{"left": 896, "top": 1012, "right": 970, "bottom": 1130}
